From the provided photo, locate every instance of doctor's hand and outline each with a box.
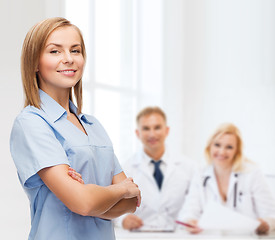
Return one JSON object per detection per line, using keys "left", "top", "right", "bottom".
{"left": 256, "top": 218, "right": 269, "bottom": 235}
{"left": 122, "top": 214, "right": 143, "bottom": 230}
{"left": 186, "top": 220, "right": 202, "bottom": 234}
{"left": 68, "top": 167, "right": 84, "bottom": 184}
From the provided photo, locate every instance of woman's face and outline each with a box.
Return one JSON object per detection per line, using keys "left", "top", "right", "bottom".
{"left": 37, "top": 26, "right": 85, "bottom": 93}
{"left": 210, "top": 133, "right": 238, "bottom": 168}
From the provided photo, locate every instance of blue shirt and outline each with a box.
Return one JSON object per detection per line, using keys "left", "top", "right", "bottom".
{"left": 10, "top": 90, "right": 122, "bottom": 240}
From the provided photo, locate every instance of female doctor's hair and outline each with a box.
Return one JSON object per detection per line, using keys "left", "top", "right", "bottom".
{"left": 21, "top": 17, "right": 86, "bottom": 113}
{"left": 136, "top": 106, "right": 167, "bottom": 124}
{"left": 204, "top": 123, "right": 246, "bottom": 172}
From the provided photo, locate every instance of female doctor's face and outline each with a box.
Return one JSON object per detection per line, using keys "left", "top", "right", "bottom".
{"left": 37, "top": 26, "right": 85, "bottom": 93}
{"left": 210, "top": 133, "right": 238, "bottom": 168}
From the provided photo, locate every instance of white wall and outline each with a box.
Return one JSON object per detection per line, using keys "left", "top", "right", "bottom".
{"left": 163, "top": 0, "right": 275, "bottom": 175}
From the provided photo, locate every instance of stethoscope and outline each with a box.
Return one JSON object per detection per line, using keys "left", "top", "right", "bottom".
{"left": 203, "top": 173, "right": 242, "bottom": 208}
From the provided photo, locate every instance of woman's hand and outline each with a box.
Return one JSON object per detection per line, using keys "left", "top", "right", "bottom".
{"left": 256, "top": 218, "right": 269, "bottom": 235}
{"left": 115, "top": 177, "right": 141, "bottom": 207}
{"left": 68, "top": 167, "right": 84, "bottom": 184}
{"left": 186, "top": 219, "right": 202, "bottom": 234}
{"left": 122, "top": 214, "right": 143, "bottom": 230}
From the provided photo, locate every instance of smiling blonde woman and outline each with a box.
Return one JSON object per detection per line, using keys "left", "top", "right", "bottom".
{"left": 10, "top": 17, "right": 141, "bottom": 240}
{"left": 178, "top": 123, "right": 275, "bottom": 235}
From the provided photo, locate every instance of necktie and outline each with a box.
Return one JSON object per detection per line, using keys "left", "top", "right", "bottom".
{"left": 151, "top": 160, "right": 163, "bottom": 190}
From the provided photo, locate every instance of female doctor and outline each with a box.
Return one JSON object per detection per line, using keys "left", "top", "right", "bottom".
{"left": 178, "top": 123, "right": 275, "bottom": 235}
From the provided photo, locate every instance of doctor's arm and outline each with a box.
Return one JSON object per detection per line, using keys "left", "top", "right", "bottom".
{"left": 177, "top": 174, "right": 204, "bottom": 233}
{"left": 251, "top": 168, "right": 275, "bottom": 234}
{"left": 38, "top": 164, "right": 141, "bottom": 217}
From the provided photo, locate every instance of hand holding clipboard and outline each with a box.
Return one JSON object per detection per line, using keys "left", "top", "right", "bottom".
{"left": 175, "top": 220, "right": 202, "bottom": 234}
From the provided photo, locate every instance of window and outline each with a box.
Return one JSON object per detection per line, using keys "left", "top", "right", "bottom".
{"left": 65, "top": 0, "right": 163, "bottom": 163}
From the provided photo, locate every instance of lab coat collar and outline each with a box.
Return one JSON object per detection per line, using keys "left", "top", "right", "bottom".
{"left": 142, "top": 149, "right": 168, "bottom": 166}
{"left": 131, "top": 146, "right": 182, "bottom": 168}
{"left": 203, "top": 165, "right": 239, "bottom": 179}
{"left": 203, "top": 165, "right": 239, "bottom": 204}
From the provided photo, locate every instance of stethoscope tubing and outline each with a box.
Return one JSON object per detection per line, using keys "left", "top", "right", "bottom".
{"left": 203, "top": 174, "right": 238, "bottom": 208}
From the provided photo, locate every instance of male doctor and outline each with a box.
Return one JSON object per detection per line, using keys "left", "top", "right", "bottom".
{"left": 120, "top": 106, "right": 195, "bottom": 230}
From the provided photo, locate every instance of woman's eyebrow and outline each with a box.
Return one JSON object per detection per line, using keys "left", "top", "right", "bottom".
{"left": 45, "top": 43, "right": 81, "bottom": 48}
{"left": 45, "top": 43, "right": 62, "bottom": 48}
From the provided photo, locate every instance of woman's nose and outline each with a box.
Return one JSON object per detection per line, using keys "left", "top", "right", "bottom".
{"left": 62, "top": 52, "right": 73, "bottom": 64}
{"left": 218, "top": 147, "right": 226, "bottom": 155}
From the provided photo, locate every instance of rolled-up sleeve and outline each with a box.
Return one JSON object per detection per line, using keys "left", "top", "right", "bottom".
{"left": 10, "top": 113, "right": 69, "bottom": 188}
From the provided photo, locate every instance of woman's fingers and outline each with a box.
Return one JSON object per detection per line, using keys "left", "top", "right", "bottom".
{"left": 136, "top": 194, "right": 141, "bottom": 207}
{"left": 186, "top": 220, "right": 202, "bottom": 234}
{"left": 256, "top": 219, "right": 269, "bottom": 235}
{"left": 121, "top": 177, "right": 141, "bottom": 206}
{"left": 122, "top": 214, "right": 143, "bottom": 230}
{"left": 68, "top": 167, "right": 84, "bottom": 184}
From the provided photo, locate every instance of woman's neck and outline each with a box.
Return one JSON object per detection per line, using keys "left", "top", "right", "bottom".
{"left": 214, "top": 164, "right": 232, "bottom": 202}
{"left": 41, "top": 86, "right": 71, "bottom": 113}
{"left": 214, "top": 164, "right": 232, "bottom": 179}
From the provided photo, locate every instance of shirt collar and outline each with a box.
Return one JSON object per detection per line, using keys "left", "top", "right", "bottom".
{"left": 78, "top": 113, "right": 93, "bottom": 125}
{"left": 39, "top": 89, "right": 67, "bottom": 122}
{"left": 142, "top": 149, "right": 167, "bottom": 165}
{"left": 39, "top": 89, "right": 93, "bottom": 124}
{"left": 69, "top": 101, "right": 93, "bottom": 125}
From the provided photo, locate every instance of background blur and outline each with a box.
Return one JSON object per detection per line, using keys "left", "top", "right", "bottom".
{"left": 1, "top": 0, "right": 275, "bottom": 238}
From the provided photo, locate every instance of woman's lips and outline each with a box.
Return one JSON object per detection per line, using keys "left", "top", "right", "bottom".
{"left": 57, "top": 69, "right": 76, "bottom": 77}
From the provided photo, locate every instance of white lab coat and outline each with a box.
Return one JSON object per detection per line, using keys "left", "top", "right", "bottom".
{"left": 119, "top": 148, "right": 195, "bottom": 228}
{"left": 178, "top": 161, "right": 275, "bottom": 231}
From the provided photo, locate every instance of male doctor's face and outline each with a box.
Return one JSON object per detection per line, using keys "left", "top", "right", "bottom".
{"left": 136, "top": 113, "right": 169, "bottom": 154}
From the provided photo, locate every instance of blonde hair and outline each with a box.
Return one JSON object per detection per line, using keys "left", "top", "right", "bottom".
{"left": 205, "top": 123, "right": 246, "bottom": 172}
{"left": 136, "top": 106, "right": 167, "bottom": 124}
{"left": 21, "top": 17, "right": 86, "bottom": 114}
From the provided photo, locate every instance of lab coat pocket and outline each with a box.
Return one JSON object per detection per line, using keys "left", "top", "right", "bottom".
{"left": 236, "top": 191, "right": 256, "bottom": 218}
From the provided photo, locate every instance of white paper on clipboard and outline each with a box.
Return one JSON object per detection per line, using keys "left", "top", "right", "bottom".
{"left": 131, "top": 223, "right": 175, "bottom": 232}
{"left": 198, "top": 201, "right": 260, "bottom": 233}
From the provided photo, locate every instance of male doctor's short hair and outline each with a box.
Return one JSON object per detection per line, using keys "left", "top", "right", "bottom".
{"left": 204, "top": 123, "right": 246, "bottom": 172}
{"left": 136, "top": 106, "right": 167, "bottom": 124}
{"left": 21, "top": 17, "right": 86, "bottom": 114}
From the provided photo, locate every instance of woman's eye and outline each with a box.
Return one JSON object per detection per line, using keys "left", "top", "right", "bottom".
{"left": 50, "top": 50, "right": 59, "bottom": 54}
{"left": 71, "top": 49, "right": 81, "bottom": 53}
{"left": 214, "top": 143, "right": 220, "bottom": 147}
{"left": 227, "top": 145, "right": 233, "bottom": 149}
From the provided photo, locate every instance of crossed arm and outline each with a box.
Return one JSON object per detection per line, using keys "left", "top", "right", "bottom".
{"left": 38, "top": 164, "right": 141, "bottom": 219}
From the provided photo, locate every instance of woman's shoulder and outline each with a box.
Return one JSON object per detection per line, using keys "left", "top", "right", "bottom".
{"left": 16, "top": 105, "right": 45, "bottom": 120}
{"left": 12, "top": 105, "right": 50, "bottom": 131}
{"left": 240, "top": 160, "right": 264, "bottom": 177}
{"left": 242, "top": 160, "right": 259, "bottom": 170}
